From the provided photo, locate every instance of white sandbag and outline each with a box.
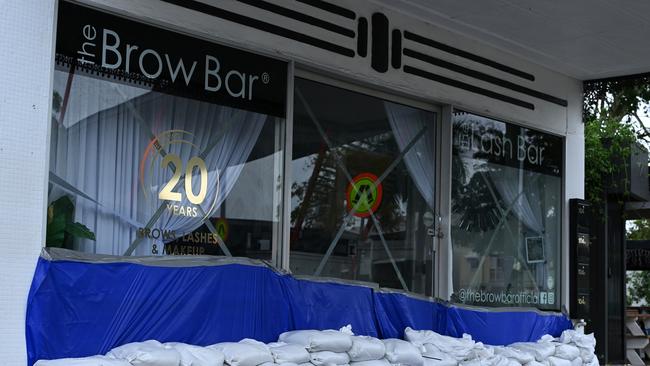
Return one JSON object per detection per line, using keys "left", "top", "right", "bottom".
{"left": 241, "top": 339, "right": 271, "bottom": 352}
{"left": 523, "top": 361, "right": 548, "bottom": 366}
{"left": 553, "top": 344, "right": 579, "bottom": 361}
{"left": 586, "top": 355, "right": 599, "bottom": 366}
{"left": 279, "top": 330, "right": 352, "bottom": 352}
{"left": 209, "top": 342, "right": 273, "bottom": 366}
{"left": 310, "top": 351, "right": 350, "bottom": 366}
{"left": 405, "top": 328, "right": 476, "bottom": 361}
{"left": 466, "top": 343, "right": 494, "bottom": 360}
{"left": 559, "top": 331, "right": 596, "bottom": 350}
{"left": 268, "top": 342, "right": 288, "bottom": 348}
{"left": 348, "top": 336, "right": 386, "bottom": 361}
{"left": 107, "top": 340, "right": 181, "bottom": 366}
{"left": 510, "top": 342, "right": 555, "bottom": 362}
{"left": 383, "top": 339, "right": 423, "bottom": 366}
{"left": 164, "top": 343, "right": 225, "bottom": 366}
{"left": 351, "top": 359, "right": 392, "bottom": 366}
{"left": 422, "top": 356, "right": 458, "bottom": 366}
{"left": 538, "top": 336, "right": 555, "bottom": 343}
{"left": 404, "top": 328, "right": 475, "bottom": 349}
{"left": 425, "top": 341, "right": 475, "bottom": 363}
{"left": 35, "top": 356, "right": 132, "bottom": 366}
{"left": 421, "top": 344, "right": 446, "bottom": 360}
{"left": 298, "top": 363, "right": 313, "bottom": 366}
{"left": 270, "top": 344, "right": 310, "bottom": 364}
{"left": 458, "top": 356, "right": 512, "bottom": 366}
{"left": 546, "top": 357, "right": 571, "bottom": 366}
{"left": 578, "top": 347, "right": 594, "bottom": 363}
{"left": 493, "top": 346, "right": 534, "bottom": 364}
{"left": 570, "top": 358, "right": 581, "bottom": 366}
{"left": 260, "top": 363, "right": 301, "bottom": 366}
{"left": 558, "top": 331, "right": 573, "bottom": 344}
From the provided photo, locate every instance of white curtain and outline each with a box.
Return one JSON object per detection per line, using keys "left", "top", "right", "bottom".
{"left": 487, "top": 167, "right": 544, "bottom": 235}
{"left": 384, "top": 101, "right": 436, "bottom": 210}
{"left": 49, "top": 71, "right": 266, "bottom": 255}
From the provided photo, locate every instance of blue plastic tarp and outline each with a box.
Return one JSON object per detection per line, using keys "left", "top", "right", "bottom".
{"left": 26, "top": 250, "right": 572, "bottom": 365}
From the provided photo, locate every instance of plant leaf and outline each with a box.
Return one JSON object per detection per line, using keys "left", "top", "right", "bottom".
{"left": 65, "top": 222, "right": 96, "bottom": 241}
{"left": 46, "top": 210, "right": 66, "bottom": 247}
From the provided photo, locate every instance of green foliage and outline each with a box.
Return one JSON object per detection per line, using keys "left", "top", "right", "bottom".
{"left": 627, "top": 219, "right": 650, "bottom": 240}
{"left": 626, "top": 220, "right": 650, "bottom": 305}
{"left": 583, "top": 77, "right": 650, "bottom": 207}
{"left": 627, "top": 271, "right": 650, "bottom": 306}
{"left": 46, "top": 196, "right": 95, "bottom": 248}
{"left": 584, "top": 117, "right": 637, "bottom": 206}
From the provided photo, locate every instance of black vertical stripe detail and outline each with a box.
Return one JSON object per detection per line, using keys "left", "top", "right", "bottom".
{"left": 403, "top": 65, "right": 535, "bottom": 110}
{"left": 404, "top": 31, "right": 535, "bottom": 82}
{"left": 357, "top": 18, "right": 368, "bottom": 57}
{"left": 371, "top": 13, "right": 389, "bottom": 73}
{"left": 236, "top": 0, "right": 355, "bottom": 38}
{"left": 295, "top": 0, "right": 356, "bottom": 20}
{"left": 403, "top": 48, "right": 567, "bottom": 107}
{"left": 160, "top": 0, "right": 355, "bottom": 57}
{"left": 392, "top": 29, "right": 402, "bottom": 69}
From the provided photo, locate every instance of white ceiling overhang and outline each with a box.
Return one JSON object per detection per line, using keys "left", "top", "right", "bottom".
{"left": 377, "top": 0, "right": 650, "bottom": 81}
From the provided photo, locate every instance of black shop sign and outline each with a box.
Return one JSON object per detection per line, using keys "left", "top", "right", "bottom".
{"left": 56, "top": 1, "right": 287, "bottom": 117}
{"left": 452, "top": 111, "right": 563, "bottom": 177}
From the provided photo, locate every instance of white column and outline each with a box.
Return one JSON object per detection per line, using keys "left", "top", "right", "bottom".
{"left": 562, "top": 79, "right": 585, "bottom": 313}
{"left": 0, "top": 0, "right": 56, "bottom": 364}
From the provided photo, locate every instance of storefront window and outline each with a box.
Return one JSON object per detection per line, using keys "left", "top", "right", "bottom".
{"left": 451, "top": 111, "right": 563, "bottom": 310}
{"left": 290, "top": 78, "right": 437, "bottom": 295}
{"left": 46, "top": 2, "right": 287, "bottom": 258}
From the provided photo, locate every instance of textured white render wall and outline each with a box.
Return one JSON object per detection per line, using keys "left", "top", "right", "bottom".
{"left": 562, "top": 79, "right": 585, "bottom": 312}
{"left": 0, "top": 0, "right": 56, "bottom": 364}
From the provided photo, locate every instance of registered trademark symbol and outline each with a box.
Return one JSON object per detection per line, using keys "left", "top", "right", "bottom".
{"left": 262, "top": 73, "right": 270, "bottom": 84}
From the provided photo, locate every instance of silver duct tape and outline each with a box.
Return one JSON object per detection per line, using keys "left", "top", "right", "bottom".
{"left": 41, "top": 247, "right": 278, "bottom": 271}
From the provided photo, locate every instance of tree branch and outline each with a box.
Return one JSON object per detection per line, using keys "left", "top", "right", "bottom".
{"left": 632, "top": 110, "right": 650, "bottom": 143}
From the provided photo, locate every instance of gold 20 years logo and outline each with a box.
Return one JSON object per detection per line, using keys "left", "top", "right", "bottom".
{"left": 139, "top": 130, "right": 220, "bottom": 221}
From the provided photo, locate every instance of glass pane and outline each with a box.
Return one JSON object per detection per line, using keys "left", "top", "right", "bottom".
{"left": 47, "top": 65, "right": 284, "bottom": 259}
{"left": 451, "top": 111, "right": 562, "bottom": 310}
{"left": 290, "top": 78, "right": 437, "bottom": 295}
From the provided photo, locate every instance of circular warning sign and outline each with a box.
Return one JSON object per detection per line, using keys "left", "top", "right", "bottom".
{"left": 214, "top": 217, "right": 229, "bottom": 242}
{"left": 346, "top": 173, "right": 383, "bottom": 218}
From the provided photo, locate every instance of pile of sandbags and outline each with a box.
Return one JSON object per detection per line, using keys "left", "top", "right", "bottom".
{"left": 405, "top": 327, "right": 598, "bottom": 366}
{"left": 505, "top": 330, "right": 597, "bottom": 366}
{"left": 405, "top": 327, "right": 493, "bottom": 366}
{"left": 34, "top": 326, "right": 598, "bottom": 366}
{"left": 278, "top": 327, "right": 352, "bottom": 366}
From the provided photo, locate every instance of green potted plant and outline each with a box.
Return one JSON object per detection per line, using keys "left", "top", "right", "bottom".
{"left": 46, "top": 196, "right": 95, "bottom": 249}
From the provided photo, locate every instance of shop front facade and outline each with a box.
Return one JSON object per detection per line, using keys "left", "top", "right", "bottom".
{"left": 0, "top": 0, "right": 584, "bottom": 364}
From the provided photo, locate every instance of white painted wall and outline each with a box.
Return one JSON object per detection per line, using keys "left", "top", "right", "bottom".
{"left": 562, "top": 79, "right": 586, "bottom": 311}
{"left": 0, "top": 0, "right": 57, "bottom": 364}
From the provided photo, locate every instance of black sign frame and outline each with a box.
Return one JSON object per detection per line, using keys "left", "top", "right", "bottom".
{"left": 570, "top": 199, "right": 592, "bottom": 320}
{"left": 56, "top": 1, "right": 288, "bottom": 118}
{"left": 452, "top": 110, "right": 563, "bottom": 177}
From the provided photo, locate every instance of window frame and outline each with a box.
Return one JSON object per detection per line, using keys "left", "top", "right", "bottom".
{"left": 446, "top": 106, "right": 566, "bottom": 310}
{"left": 285, "top": 66, "right": 444, "bottom": 296}
{"left": 47, "top": 0, "right": 293, "bottom": 261}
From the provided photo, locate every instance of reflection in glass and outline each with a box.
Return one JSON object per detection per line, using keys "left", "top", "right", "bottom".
{"left": 451, "top": 111, "right": 562, "bottom": 310}
{"left": 47, "top": 65, "right": 284, "bottom": 259}
{"left": 290, "top": 78, "right": 437, "bottom": 295}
